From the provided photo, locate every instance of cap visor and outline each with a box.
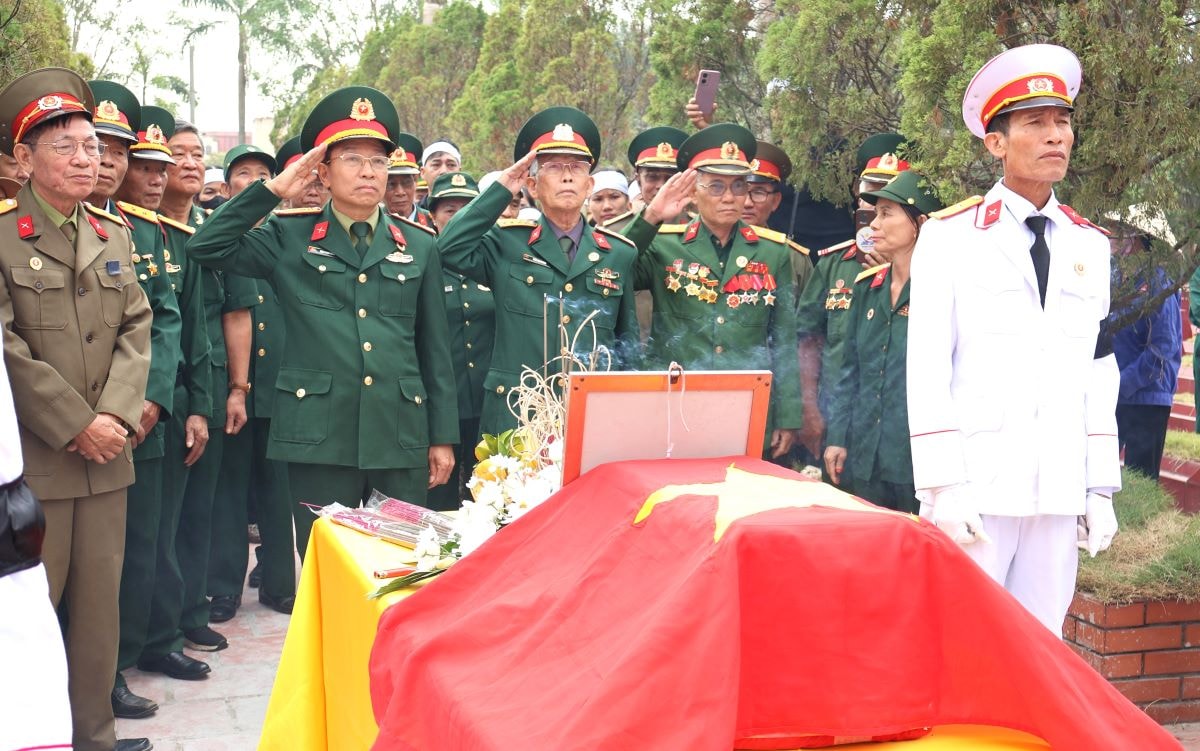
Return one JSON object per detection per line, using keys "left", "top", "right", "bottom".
{"left": 94, "top": 124, "right": 138, "bottom": 143}
{"left": 698, "top": 164, "right": 751, "bottom": 176}
{"left": 130, "top": 150, "right": 177, "bottom": 164}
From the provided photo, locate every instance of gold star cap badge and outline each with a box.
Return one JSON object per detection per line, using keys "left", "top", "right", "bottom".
{"left": 451, "top": 173, "right": 466, "bottom": 187}
{"left": 350, "top": 97, "right": 376, "bottom": 122}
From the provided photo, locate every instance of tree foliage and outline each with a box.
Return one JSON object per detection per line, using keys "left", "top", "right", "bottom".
{"left": 0, "top": 0, "right": 90, "bottom": 87}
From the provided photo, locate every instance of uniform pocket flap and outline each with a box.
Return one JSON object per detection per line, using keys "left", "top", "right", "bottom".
{"left": 508, "top": 264, "right": 554, "bottom": 286}
{"left": 482, "top": 368, "right": 518, "bottom": 393}
{"left": 11, "top": 267, "right": 65, "bottom": 291}
{"left": 957, "top": 399, "right": 1003, "bottom": 436}
{"left": 300, "top": 251, "right": 347, "bottom": 274}
{"left": 275, "top": 368, "right": 333, "bottom": 397}
{"left": 398, "top": 377, "right": 426, "bottom": 403}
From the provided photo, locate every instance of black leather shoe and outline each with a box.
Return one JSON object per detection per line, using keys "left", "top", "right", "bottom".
{"left": 259, "top": 589, "right": 295, "bottom": 615}
{"left": 209, "top": 594, "right": 241, "bottom": 623}
{"left": 183, "top": 625, "right": 229, "bottom": 652}
{"left": 247, "top": 563, "right": 262, "bottom": 589}
{"left": 112, "top": 684, "right": 158, "bottom": 719}
{"left": 115, "top": 739, "right": 153, "bottom": 751}
{"left": 136, "top": 651, "right": 210, "bottom": 680}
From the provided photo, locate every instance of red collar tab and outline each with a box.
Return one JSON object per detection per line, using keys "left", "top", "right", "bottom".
{"left": 740, "top": 225, "right": 758, "bottom": 243}
{"left": 17, "top": 215, "right": 33, "bottom": 239}
{"left": 1059, "top": 204, "right": 1110, "bottom": 235}
{"left": 592, "top": 230, "right": 610, "bottom": 250}
{"left": 416, "top": 212, "right": 430, "bottom": 227}
{"left": 86, "top": 213, "right": 107, "bottom": 240}
{"left": 977, "top": 200, "right": 1003, "bottom": 229}
{"left": 683, "top": 221, "right": 700, "bottom": 243}
{"left": 529, "top": 224, "right": 542, "bottom": 245}
{"left": 841, "top": 244, "right": 858, "bottom": 261}
{"left": 389, "top": 223, "right": 406, "bottom": 247}
{"left": 311, "top": 221, "right": 329, "bottom": 241}
{"left": 870, "top": 266, "right": 889, "bottom": 288}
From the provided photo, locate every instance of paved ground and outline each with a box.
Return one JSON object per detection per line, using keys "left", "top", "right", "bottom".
{"left": 113, "top": 548, "right": 1200, "bottom": 750}
{"left": 115, "top": 552, "right": 288, "bottom": 750}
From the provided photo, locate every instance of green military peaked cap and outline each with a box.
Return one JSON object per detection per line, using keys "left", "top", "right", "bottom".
{"left": 88, "top": 80, "right": 140, "bottom": 143}
{"left": 389, "top": 132, "right": 422, "bottom": 175}
{"left": 675, "top": 122, "right": 756, "bottom": 175}
{"left": 627, "top": 126, "right": 687, "bottom": 170}
{"left": 300, "top": 85, "right": 399, "bottom": 152}
{"left": 854, "top": 132, "right": 906, "bottom": 177}
{"left": 0, "top": 67, "right": 94, "bottom": 155}
{"left": 749, "top": 140, "right": 792, "bottom": 184}
{"left": 514, "top": 106, "right": 601, "bottom": 165}
{"left": 861, "top": 170, "right": 943, "bottom": 216}
{"left": 275, "top": 136, "right": 303, "bottom": 170}
{"left": 131, "top": 105, "right": 175, "bottom": 163}
{"left": 429, "top": 171, "right": 479, "bottom": 209}
{"left": 224, "top": 143, "right": 277, "bottom": 182}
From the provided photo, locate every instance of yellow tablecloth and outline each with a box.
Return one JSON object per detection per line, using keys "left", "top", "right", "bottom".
{"left": 257, "top": 518, "right": 1049, "bottom": 751}
{"left": 259, "top": 518, "right": 416, "bottom": 750}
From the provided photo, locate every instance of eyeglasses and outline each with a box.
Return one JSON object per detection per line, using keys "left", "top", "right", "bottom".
{"left": 747, "top": 187, "right": 777, "bottom": 203}
{"left": 37, "top": 139, "right": 105, "bottom": 157}
{"left": 696, "top": 180, "right": 748, "bottom": 197}
{"left": 539, "top": 161, "right": 591, "bottom": 177}
{"left": 333, "top": 153, "right": 390, "bottom": 172}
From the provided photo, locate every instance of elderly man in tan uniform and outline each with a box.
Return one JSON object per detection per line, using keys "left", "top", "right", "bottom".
{"left": 0, "top": 68, "right": 153, "bottom": 751}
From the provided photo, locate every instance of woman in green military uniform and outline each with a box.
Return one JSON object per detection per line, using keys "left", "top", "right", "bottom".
{"left": 823, "top": 171, "right": 941, "bottom": 513}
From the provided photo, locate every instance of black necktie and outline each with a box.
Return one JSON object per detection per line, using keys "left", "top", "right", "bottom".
{"left": 350, "top": 221, "right": 370, "bottom": 256}
{"left": 1025, "top": 215, "right": 1050, "bottom": 308}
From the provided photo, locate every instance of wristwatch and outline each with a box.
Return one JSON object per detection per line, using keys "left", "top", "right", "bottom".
{"left": 228, "top": 382, "right": 252, "bottom": 393}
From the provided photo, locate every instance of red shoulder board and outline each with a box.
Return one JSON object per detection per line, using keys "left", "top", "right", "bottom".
{"left": 592, "top": 230, "right": 610, "bottom": 250}
{"left": 975, "top": 200, "right": 1002, "bottom": 229}
{"left": 86, "top": 212, "right": 108, "bottom": 240}
{"left": 870, "top": 266, "right": 889, "bottom": 288}
{"left": 683, "top": 221, "right": 699, "bottom": 243}
{"left": 841, "top": 244, "right": 858, "bottom": 261}
{"left": 17, "top": 215, "right": 33, "bottom": 239}
{"left": 311, "top": 221, "right": 329, "bottom": 241}
{"left": 389, "top": 223, "right": 406, "bottom": 247}
{"left": 1058, "top": 204, "right": 1111, "bottom": 235}
{"left": 528, "top": 224, "right": 542, "bottom": 245}
{"left": 740, "top": 225, "right": 758, "bottom": 243}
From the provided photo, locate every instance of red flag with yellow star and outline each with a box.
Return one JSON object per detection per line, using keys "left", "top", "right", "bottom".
{"left": 368, "top": 458, "right": 1179, "bottom": 750}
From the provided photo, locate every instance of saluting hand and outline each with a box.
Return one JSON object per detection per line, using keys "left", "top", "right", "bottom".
{"left": 643, "top": 168, "right": 697, "bottom": 225}
{"left": 498, "top": 151, "right": 537, "bottom": 195}
{"left": 266, "top": 142, "right": 328, "bottom": 202}
{"left": 427, "top": 444, "right": 455, "bottom": 489}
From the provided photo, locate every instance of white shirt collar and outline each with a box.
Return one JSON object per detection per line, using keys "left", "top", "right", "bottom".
{"left": 993, "top": 180, "right": 1064, "bottom": 229}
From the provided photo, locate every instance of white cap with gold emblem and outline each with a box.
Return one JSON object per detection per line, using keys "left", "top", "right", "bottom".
{"left": 962, "top": 43, "right": 1081, "bottom": 138}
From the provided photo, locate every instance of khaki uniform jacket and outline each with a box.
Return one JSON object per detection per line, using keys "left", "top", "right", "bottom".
{"left": 0, "top": 183, "right": 152, "bottom": 499}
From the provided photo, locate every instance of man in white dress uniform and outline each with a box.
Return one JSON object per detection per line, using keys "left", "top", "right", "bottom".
{"left": 906, "top": 43, "right": 1121, "bottom": 635}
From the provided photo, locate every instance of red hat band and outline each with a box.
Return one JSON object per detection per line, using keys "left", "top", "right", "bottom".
{"left": 94, "top": 100, "right": 132, "bottom": 133}
{"left": 982, "top": 73, "right": 1072, "bottom": 129}
{"left": 689, "top": 143, "right": 748, "bottom": 170}
{"left": 13, "top": 92, "right": 88, "bottom": 143}
{"left": 531, "top": 124, "right": 591, "bottom": 157}
{"left": 750, "top": 158, "right": 782, "bottom": 181}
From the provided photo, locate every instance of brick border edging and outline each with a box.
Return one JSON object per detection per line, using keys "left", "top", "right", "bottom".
{"left": 1066, "top": 593, "right": 1200, "bottom": 723}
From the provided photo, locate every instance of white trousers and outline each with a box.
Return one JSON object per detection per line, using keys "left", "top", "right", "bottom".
{"left": 0, "top": 563, "right": 72, "bottom": 751}
{"left": 961, "top": 513, "right": 1079, "bottom": 636}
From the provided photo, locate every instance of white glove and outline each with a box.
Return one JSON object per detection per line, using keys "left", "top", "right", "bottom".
{"left": 927, "top": 484, "right": 992, "bottom": 546}
{"left": 1077, "top": 492, "right": 1118, "bottom": 557}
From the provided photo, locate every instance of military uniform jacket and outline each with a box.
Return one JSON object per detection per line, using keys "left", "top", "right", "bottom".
{"left": 623, "top": 214, "right": 802, "bottom": 430}
{"left": 442, "top": 270, "right": 495, "bottom": 422}
{"left": 116, "top": 200, "right": 183, "bottom": 460}
{"left": 0, "top": 183, "right": 152, "bottom": 499}
{"left": 825, "top": 264, "right": 913, "bottom": 485}
{"left": 795, "top": 239, "right": 864, "bottom": 419}
{"left": 438, "top": 182, "right": 640, "bottom": 435}
{"left": 249, "top": 227, "right": 287, "bottom": 421}
{"left": 906, "top": 183, "right": 1121, "bottom": 517}
{"left": 159, "top": 212, "right": 213, "bottom": 421}
{"left": 187, "top": 205, "right": 259, "bottom": 426}
{"left": 188, "top": 181, "right": 459, "bottom": 469}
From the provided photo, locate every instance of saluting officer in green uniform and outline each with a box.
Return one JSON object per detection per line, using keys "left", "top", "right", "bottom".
{"left": 139, "top": 115, "right": 258, "bottom": 673}
{"left": 188, "top": 86, "right": 458, "bottom": 558}
{"left": 438, "top": 106, "right": 641, "bottom": 435}
{"left": 82, "top": 86, "right": 188, "bottom": 718}
{"left": 385, "top": 133, "right": 436, "bottom": 230}
{"left": 426, "top": 171, "right": 495, "bottom": 508}
{"left": 795, "top": 132, "right": 909, "bottom": 461}
{"left": 207, "top": 144, "right": 295, "bottom": 619}
{"left": 621, "top": 123, "right": 801, "bottom": 458}
{"left": 606, "top": 127, "right": 688, "bottom": 342}
{"left": 824, "top": 171, "right": 940, "bottom": 513}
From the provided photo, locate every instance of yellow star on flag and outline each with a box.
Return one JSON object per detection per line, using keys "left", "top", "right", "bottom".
{"left": 634, "top": 465, "right": 903, "bottom": 542}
